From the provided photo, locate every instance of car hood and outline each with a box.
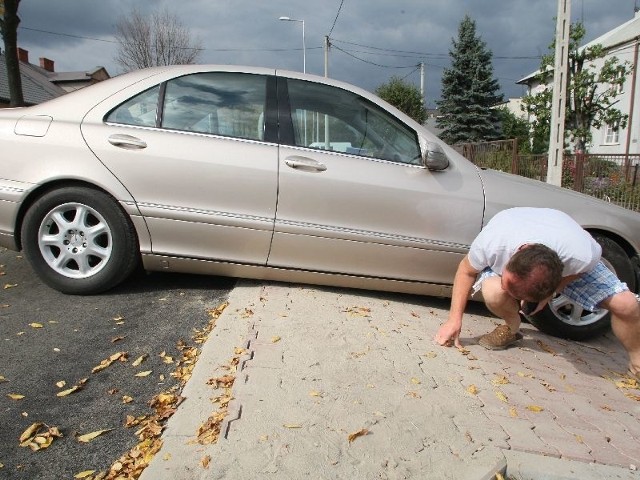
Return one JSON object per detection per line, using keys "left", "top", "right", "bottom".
{"left": 476, "top": 167, "right": 640, "bottom": 252}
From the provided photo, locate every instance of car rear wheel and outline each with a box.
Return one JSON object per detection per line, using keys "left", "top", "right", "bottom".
{"left": 526, "top": 233, "right": 636, "bottom": 340}
{"left": 21, "top": 187, "right": 139, "bottom": 294}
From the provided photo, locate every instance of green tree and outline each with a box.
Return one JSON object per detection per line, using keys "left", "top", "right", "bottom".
{"left": 496, "top": 107, "right": 533, "bottom": 153}
{"left": 0, "top": 0, "right": 25, "bottom": 106}
{"left": 375, "top": 76, "right": 426, "bottom": 124}
{"left": 522, "top": 22, "right": 630, "bottom": 153}
{"left": 436, "top": 15, "right": 503, "bottom": 144}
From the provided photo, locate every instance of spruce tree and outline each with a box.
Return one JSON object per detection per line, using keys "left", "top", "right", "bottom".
{"left": 436, "top": 15, "right": 503, "bottom": 144}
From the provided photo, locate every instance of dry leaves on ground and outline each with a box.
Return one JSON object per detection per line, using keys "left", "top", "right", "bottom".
{"left": 348, "top": 428, "right": 370, "bottom": 443}
{"left": 76, "top": 429, "right": 113, "bottom": 443}
{"left": 342, "top": 306, "right": 371, "bottom": 317}
{"left": 19, "top": 423, "right": 63, "bottom": 451}
{"left": 92, "top": 352, "right": 128, "bottom": 374}
{"left": 57, "top": 378, "right": 88, "bottom": 397}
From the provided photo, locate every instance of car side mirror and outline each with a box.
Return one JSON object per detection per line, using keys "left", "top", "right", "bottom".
{"left": 422, "top": 142, "right": 449, "bottom": 170}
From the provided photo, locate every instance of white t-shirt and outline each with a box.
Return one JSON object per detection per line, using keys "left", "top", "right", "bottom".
{"left": 468, "top": 207, "right": 601, "bottom": 276}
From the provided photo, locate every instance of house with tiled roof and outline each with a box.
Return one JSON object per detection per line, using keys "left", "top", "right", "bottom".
{"left": 0, "top": 48, "right": 110, "bottom": 107}
{"left": 517, "top": 11, "right": 640, "bottom": 155}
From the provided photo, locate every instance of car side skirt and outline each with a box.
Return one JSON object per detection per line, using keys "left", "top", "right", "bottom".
{"left": 141, "top": 253, "right": 455, "bottom": 298}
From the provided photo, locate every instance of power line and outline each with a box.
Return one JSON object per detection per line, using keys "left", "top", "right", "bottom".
{"left": 331, "top": 44, "right": 418, "bottom": 69}
{"left": 328, "top": 0, "right": 345, "bottom": 37}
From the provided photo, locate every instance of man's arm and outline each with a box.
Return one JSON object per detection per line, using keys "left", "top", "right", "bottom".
{"left": 434, "top": 255, "right": 479, "bottom": 348}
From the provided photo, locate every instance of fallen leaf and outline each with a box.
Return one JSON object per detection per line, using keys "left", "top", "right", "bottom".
{"left": 76, "top": 429, "right": 113, "bottom": 443}
{"left": 575, "top": 434, "right": 584, "bottom": 443}
{"left": 207, "top": 375, "right": 235, "bottom": 388}
{"left": 495, "top": 391, "right": 508, "bottom": 403}
{"left": 56, "top": 378, "right": 88, "bottom": 397}
{"left": 134, "top": 371, "right": 152, "bottom": 377}
{"left": 122, "top": 395, "right": 133, "bottom": 404}
{"left": 74, "top": 470, "right": 96, "bottom": 479}
{"left": 111, "top": 336, "right": 125, "bottom": 343}
{"left": 410, "top": 377, "right": 421, "bottom": 385}
{"left": 410, "top": 311, "right": 420, "bottom": 318}
{"left": 509, "top": 407, "right": 518, "bottom": 417}
{"left": 492, "top": 375, "right": 510, "bottom": 385}
{"left": 8, "top": 393, "right": 25, "bottom": 400}
{"left": 424, "top": 351, "right": 438, "bottom": 358}
{"left": 29, "top": 323, "right": 43, "bottom": 328}
{"left": 201, "top": 455, "right": 211, "bottom": 469}
{"left": 19, "top": 423, "right": 43, "bottom": 443}
{"left": 271, "top": 336, "right": 281, "bottom": 343}
{"left": 0, "top": 375, "right": 8, "bottom": 383}
{"left": 536, "top": 340, "right": 558, "bottom": 356}
{"left": 92, "top": 352, "right": 127, "bottom": 373}
{"left": 283, "top": 424, "right": 302, "bottom": 428}
{"left": 132, "top": 354, "right": 148, "bottom": 367}
{"left": 3, "top": 283, "right": 18, "bottom": 289}
{"left": 347, "top": 428, "right": 369, "bottom": 443}
{"left": 526, "top": 405, "right": 544, "bottom": 412}
{"left": 342, "top": 306, "right": 371, "bottom": 317}
{"left": 309, "top": 390, "right": 321, "bottom": 397}
{"left": 495, "top": 473, "right": 505, "bottom": 480}
{"left": 56, "top": 380, "right": 66, "bottom": 388}
{"left": 467, "top": 385, "right": 479, "bottom": 395}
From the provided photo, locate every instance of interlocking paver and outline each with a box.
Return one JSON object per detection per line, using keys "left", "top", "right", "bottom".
{"left": 142, "top": 282, "right": 640, "bottom": 480}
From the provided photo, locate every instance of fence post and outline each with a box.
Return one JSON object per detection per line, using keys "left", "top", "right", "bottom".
{"left": 511, "top": 138, "right": 518, "bottom": 174}
{"left": 574, "top": 151, "right": 585, "bottom": 192}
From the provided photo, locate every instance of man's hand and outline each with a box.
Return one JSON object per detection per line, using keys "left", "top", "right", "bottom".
{"left": 434, "top": 321, "right": 462, "bottom": 348}
{"left": 519, "top": 298, "right": 549, "bottom": 316}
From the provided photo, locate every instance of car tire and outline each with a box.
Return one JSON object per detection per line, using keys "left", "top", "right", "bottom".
{"left": 21, "top": 187, "right": 139, "bottom": 294}
{"left": 526, "top": 233, "right": 636, "bottom": 340}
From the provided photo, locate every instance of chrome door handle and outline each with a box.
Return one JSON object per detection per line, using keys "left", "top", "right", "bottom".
{"left": 108, "top": 134, "right": 147, "bottom": 149}
{"left": 284, "top": 156, "right": 327, "bottom": 172}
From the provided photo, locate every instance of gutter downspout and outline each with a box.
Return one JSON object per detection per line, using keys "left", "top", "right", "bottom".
{"left": 624, "top": 37, "right": 640, "bottom": 179}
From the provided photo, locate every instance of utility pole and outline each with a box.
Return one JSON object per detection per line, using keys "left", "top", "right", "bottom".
{"left": 324, "top": 35, "right": 330, "bottom": 149}
{"left": 547, "top": 0, "right": 571, "bottom": 186}
{"left": 420, "top": 62, "right": 425, "bottom": 107}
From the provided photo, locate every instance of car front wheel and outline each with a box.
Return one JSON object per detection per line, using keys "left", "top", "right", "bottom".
{"left": 526, "top": 233, "right": 637, "bottom": 340}
{"left": 21, "top": 187, "right": 139, "bottom": 294}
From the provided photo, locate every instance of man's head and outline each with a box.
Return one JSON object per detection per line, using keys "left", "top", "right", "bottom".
{"left": 502, "top": 243, "right": 563, "bottom": 302}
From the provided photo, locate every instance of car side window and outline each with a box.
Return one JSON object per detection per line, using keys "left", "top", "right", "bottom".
{"left": 286, "top": 79, "right": 421, "bottom": 165}
{"left": 105, "top": 85, "right": 160, "bottom": 127}
{"left": 161, "top": 72, "right": 267, "bottom": 141}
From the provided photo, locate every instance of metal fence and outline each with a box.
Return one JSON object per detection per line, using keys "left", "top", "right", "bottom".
{"left": 454, "top": 139, "right": 640, "bottom": 213}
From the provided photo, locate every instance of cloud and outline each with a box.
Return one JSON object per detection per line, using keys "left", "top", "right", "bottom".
{"left": 13, "top": 0, "right": 635, "bottom": 108}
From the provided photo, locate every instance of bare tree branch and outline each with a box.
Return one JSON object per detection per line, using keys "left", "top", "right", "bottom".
{"left": 114, "top": 7, "right": 202, "bottom": 72}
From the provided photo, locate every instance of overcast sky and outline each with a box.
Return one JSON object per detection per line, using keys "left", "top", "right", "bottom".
{"left": 12, "top": 0, "right": 638, "bottom": 108}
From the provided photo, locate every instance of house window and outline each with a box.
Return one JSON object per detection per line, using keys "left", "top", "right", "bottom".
{"left": 611, "top": 70, "right": 625, "bottom": 95}
{"left": 604, "top": 122, "right": 620, "bottom": 144}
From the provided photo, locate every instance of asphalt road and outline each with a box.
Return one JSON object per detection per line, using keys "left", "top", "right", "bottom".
{"left": 0, "top": 247, "right": 234, "bottom": 479}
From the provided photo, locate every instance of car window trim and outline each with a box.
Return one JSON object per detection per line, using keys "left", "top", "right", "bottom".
{"left": 277, "top": 77, "right": 295, "bottom": 146}
{"left": 156, "top": 81, "right": 167, "bottom": 128}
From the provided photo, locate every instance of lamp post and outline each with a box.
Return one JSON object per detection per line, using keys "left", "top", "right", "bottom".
{"left": 279, "top": 16, "right": 306, "bottom": 73}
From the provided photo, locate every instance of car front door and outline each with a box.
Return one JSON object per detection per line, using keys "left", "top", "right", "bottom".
{"left": 81, "top": 71, "right": 278, "bottom": 265}
{"left": 267, "top": 76, "right": 485, "bottom": 286}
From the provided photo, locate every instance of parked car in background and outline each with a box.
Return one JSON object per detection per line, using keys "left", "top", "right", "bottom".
{"left": 1, "top": 65, "right": 639, "bottom": 340}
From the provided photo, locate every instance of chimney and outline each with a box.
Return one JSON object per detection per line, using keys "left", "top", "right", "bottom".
{"left": 39, "top": 57, "right": 55, "bottom": 72}
{"left": 17, "top": 48, "right": 29, "bottom": 63}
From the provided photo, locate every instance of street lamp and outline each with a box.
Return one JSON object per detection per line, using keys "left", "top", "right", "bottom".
{"left": 279, "top": 16, "right": 306, "bottom": 73}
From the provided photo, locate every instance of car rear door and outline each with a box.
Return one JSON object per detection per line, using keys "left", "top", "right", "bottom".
{"left": 81, "top": 71, "right": 278, "bottom": 265}
{"left": 267, "top": 76, "right": 485, "bottom": 285}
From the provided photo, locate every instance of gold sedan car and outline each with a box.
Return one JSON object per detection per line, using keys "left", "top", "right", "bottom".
{"left": 1, "top": 65, "right": 639, "bottom": 340}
